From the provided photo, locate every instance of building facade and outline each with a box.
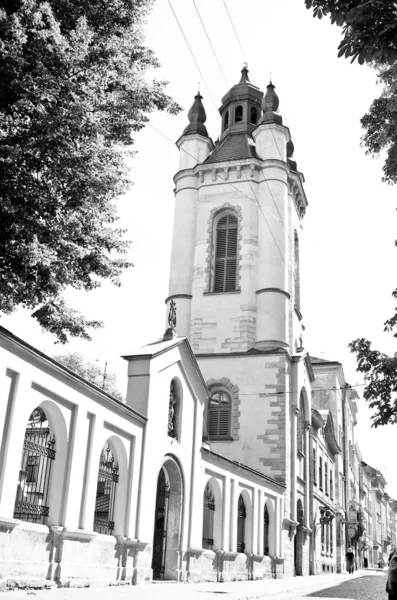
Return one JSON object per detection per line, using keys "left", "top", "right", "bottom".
{"left": 0, "top": 68, "right": 396, "bottom": 589}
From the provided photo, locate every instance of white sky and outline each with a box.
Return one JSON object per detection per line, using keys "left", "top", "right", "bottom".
{"left": 3, "top": 0, "right": 397, "bottom": 495}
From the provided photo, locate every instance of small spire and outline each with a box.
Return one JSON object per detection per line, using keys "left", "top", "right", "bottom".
{"left": 239, "top": 63, "right": 250, "bottom": 84}
{"left": 259, "top": 80, "right": 282, "bottom": 125}
{"left": 183, "top": 92, "right": 209, "bottom": 137}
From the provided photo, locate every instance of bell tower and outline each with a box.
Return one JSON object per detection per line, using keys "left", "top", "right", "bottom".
{"left": 166, "top": 67, "right": 308, "bottom": 355}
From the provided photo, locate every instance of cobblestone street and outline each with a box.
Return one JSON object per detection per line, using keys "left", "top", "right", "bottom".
{"left": 306, "top": 572, "right": 387, "bottom": 599}
{"left": 0, "top": 572, "right": 388, "bottom": 600}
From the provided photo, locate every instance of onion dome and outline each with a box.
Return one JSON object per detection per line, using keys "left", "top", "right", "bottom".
{"left": 259, "top": 81, "right": 282, "bottom": 125}
{"left": 183, "top": 92, "right": 209, "bottom": 137}
{"left": 287, "top": 138, "right": 298, "bottom": 170}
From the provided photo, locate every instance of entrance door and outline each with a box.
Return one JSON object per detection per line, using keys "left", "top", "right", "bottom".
{"left": 152, "top": 469, "right": 170, "bottom": 579}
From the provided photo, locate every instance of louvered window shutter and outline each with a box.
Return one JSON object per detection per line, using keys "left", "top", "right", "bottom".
{"left": 213, "top": 214, "right": 238, "bottom": 292}
{"left": 208, "top": 392, "right": 231, "bottom": 438}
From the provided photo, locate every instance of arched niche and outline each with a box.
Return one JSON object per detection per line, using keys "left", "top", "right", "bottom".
{"left": 263, "top": 497, "right": 276, "bottom": 557}
{"left": 14, "top": 399, "right": 68, "bottom": 527}
{"left": 152, "top": 455, "right": 184, "bottom": 580}
{"left": 168, "top": 377, "right": 183, "bottom": 442}
{"left": 237, "top": 487, "right": 252, "bottom": 554}
{"left": 203, "top": 476, "right": 222, "bottom": 550}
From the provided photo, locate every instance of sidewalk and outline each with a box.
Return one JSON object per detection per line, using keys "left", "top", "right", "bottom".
{"left": 0, "top": 570, "right": 383, "bottom": 600}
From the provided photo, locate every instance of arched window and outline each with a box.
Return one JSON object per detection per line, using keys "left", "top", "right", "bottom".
{"left": 264, "top": 504, "right": 270, "bottom": 556}
{"left": 250, "top": 106, "right": 258, "bottom": 125}
{"left": 235, "top": 105, "right": 243, "bottom": 123}
{"left": 223, "top": 110, "right": 229, "bottom": 131}
{"left": 213, "top": 213, "right": 238, "bottom": 293}
{"left": 93, "top": 444, "right": 119, "bottom": 535}
{"left": 237, "top": 494, "right": 246, "bottom": 552}
{"left": 294, "top": 231, "right": 300, "bottom": 308}
{"left": 202, "top": 484, "right": 215, "bottom": 549}
{"left": 208, "top": 390, "right": 231, "bottom": 439}
{"left": 14, "top": 407, "right": 55, "bottom": 524}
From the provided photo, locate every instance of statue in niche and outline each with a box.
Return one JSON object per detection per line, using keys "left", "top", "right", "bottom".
{"left": 168, "top": 381, "right": 177, "bottom": 438}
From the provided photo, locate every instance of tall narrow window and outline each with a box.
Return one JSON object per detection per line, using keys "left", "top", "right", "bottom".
{"left": 321, "top": 522, "right": 325, "bottom": 554}
{"left": 325, "top": 462, "right": 328, "bottom": 494}
{"left": 237, "top": 495, "right": 246, "bottom": 552}
{"left": 264, "top": 504, "right": 270, "bottom": 556}
{"left": 208, "top": 390, "right": 231, "bottom": 439}
{"left": 93, "top": 445, "right": 119, "bottom": 535}
{"left": 223, "top": 110, "right": 229, "bottom": 131}
{"left": 294, "top": 231, "right": 300, "bottom": 309}
{"left": 313, "top": 448, "right": 317, "bottom": 484}
{"left": 213, "top": 214, "right": 238, "bottom": 293}
{"left": 330, "top": 519, "right": 333, "bottom": 554}
{"left": 14, "top": 407, "right": 56, "bottom": 525}
{"left": 235, "top": 105, "right": 243, "bottom": 123}
{"left": 330, "top": 470, "right": 334, "bottom": 500}
{"left": 202, "top": 484, "right": 215, "bottom": 549}
{"left": 250, "top": 106, "right": 258, "bottom": 125}
{"left": 319, "top": 457, "right": 323, "bottom": 490}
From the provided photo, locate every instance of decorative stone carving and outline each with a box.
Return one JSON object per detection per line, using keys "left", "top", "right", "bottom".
{"left": 168, "top": 381, "right": 176, "bottom": 438}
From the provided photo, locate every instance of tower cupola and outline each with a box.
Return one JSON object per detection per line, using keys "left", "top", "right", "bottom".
{"left": 219, "top": 66, "right": 263, "bottom": 139}
{"left": 183, "top": 92, "right": 209, "bottom": 137}
{"left": 259, "top": 81, "right": 282, "bottom": 125}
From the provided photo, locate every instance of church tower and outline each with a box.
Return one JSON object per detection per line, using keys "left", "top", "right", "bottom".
{"left": 166, "top": 68, "right": 314, "bottom": 574}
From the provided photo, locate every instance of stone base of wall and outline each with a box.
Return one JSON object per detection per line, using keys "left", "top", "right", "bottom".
{"left": 186, "top": 549, "right": 219, "bottom": 582}
{"left": 251, "top": 554, "right": 272, "bottom": 579}
{"left": 220, "top": 552, "right": 249, "bottom": 582}
{"left": 0, "top": 519, "right": 143, "bottom": 587}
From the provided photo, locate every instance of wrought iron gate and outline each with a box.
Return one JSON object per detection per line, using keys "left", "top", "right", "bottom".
{"left": 93, "top": 446, "right": 119, "bottom": 535}
{"left": 202, "top": 484, "right": 215, "bottom": 549}
{"left": 152, "top": 469, "right": 170, "bottom": 579}
{"left": 237, "top": 495, "right": 246, "bottom": 553}
{"left": 13, "top": 411, "right": 56, "bottom": 524}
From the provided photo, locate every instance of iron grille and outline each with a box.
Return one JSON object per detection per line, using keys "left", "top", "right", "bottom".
{"left": 264, "top": 505, "right": 270, "bottom": 556}
{"left": 14, "top": 410, "right": 55, "bottom": 525}
{"left": 237, "top": 495, "right": 246, "bottom": 553}
{"left": 93, "top": 446, "right": 119, "bottom": 535}
{"left": 152, "top": 470, "right": 170, "bottom": 579}
{"left": 202, "top": 484, "right": 215, "bottom": 549}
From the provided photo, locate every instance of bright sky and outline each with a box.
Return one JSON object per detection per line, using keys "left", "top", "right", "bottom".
{"left": 3, "top": 1, "right": 397, "bottom": 495}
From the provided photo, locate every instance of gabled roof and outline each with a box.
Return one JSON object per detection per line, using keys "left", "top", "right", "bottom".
{"left": 205, "top": 133, "right": 258, "bottom": 164}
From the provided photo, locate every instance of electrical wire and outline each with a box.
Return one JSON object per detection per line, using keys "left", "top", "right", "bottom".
{"left": 222, "top": 0, "right": 255, "bottom": 85}
{"left": 168, "top": 0, "right": 218, "bottom": 111}
{"left": 192, "top": 0, "right": 229, "bottom": 89}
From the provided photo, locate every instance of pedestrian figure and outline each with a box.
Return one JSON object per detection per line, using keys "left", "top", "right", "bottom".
{"left": 386, "top": 548, "right": 397, "bottom": 599}
{"left": 346, "top": 547, "right": 355, "bottom": 574}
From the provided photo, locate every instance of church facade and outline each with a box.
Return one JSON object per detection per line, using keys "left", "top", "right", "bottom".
{"left": 0, "top": 68, "right": 384, "bottom": 589}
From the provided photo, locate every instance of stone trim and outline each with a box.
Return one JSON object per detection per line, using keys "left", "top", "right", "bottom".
{"left": 165, "top": 294, "right": 193, "bottom": 304}
{"left": 204, "top": 204, "right": 243, "bottom": 293}
{"left": 206, "top": 377, "right": 240, "bottom": 440}
{"left": 256, "top": 287, "right": 290, "bottom": 299}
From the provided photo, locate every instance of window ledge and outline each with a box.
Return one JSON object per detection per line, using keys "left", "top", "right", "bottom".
{"left": 207, "top": 436, "right": 235, "bottom": 442}
{"left": 203, "top": 290, "right": 241, "bottom": 296}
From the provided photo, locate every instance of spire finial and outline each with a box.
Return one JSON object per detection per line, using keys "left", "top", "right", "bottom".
{"left": 183, "top": 91, "right": 209, "bottom": 137}
{"left": 239, "top": 63, "right": 250, "bottom": 84}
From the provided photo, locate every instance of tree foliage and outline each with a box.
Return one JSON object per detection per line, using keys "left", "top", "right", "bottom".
{"left": 305, "top": 0, "right": 397, "bottom": 65}
{"left": 349, "top": 338, "right": 397, "bottom": 427}
{"left": 53, "top": 352, "right": 124, "bottom": 400}
{"left": 0, "top": 0, "right": 180, "bottom": 343}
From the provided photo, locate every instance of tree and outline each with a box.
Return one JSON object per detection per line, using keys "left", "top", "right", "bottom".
{"left": 53, "top": 352, "right": 124, "bottom": 400}
{"left": 349, "top": 338, "right": 397, "bottom": 427}
{"left": 305, "top": 1, "right": 397, "bottom": 65}
{"left": 0, "top": 0, "right": 180, "bottom": 343}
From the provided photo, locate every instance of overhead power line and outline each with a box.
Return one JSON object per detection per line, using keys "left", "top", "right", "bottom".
{"left": 192, "top": 0, "right": 229, "bottom": 89}
{"left": 168, "top": 0, "right": 218, "bottom": 111}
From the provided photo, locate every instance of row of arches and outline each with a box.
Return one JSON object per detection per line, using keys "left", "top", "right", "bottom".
{"left": 151, "top": 460, "right": 276, "bottom": 580}
{"left": 13, "top": 405, "right": 125, "bottom": 536}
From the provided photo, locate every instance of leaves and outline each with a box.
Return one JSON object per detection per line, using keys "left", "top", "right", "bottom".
{"left": 349, "top": 338, "right": 397, "bottom": 427}
{"left": 53, "top": 351, "right": 124, "bottom": 400}
{"left": 305, "top": 0, "right": 397, "bottom": 66}
{"left": 0, "top": 0, "right": 181, "bottom": 342}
